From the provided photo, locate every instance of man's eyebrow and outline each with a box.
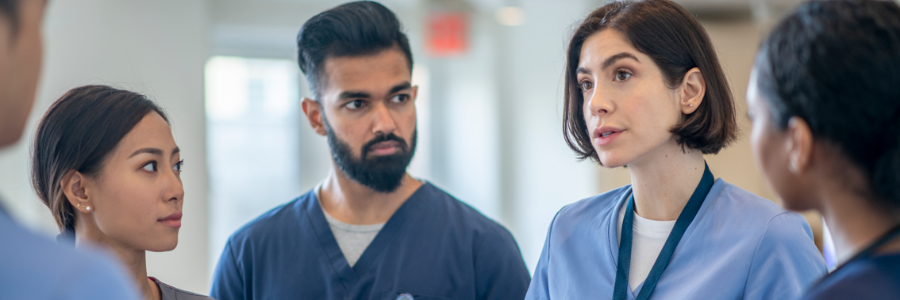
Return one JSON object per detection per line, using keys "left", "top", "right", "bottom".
{"left": 602, "top": 52, "right": 640, "bottom": 70}
{"left": 339, "top": 91, "right": 371, "bottom": 99}
{"left": 129, "top": 148, "right": 162, "bottom": 158}
{"left": 388, "top": 82, "right": 412, "bottom": 95}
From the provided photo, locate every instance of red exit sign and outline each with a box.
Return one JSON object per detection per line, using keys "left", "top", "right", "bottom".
{"left": 427, "top": 12, "right": 468, "bottom": 57}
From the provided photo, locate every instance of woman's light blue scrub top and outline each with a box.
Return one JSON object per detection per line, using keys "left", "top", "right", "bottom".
{"left": 525, "top": 179, "right": 827, "bottom": 300}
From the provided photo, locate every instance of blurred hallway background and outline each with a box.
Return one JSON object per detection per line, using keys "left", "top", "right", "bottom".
{"left": 0, "top": 0, "right": 829, "bottom": 294}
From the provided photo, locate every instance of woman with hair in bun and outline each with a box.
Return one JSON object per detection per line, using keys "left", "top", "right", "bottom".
{"left": 526, "top": 1, "right": 826, "bottom": 299}
{"left": 748, "top": 1, "right": 900, "bottom": 299}
{"left": 32, "top": 85, "right": 213, "bottom": 300}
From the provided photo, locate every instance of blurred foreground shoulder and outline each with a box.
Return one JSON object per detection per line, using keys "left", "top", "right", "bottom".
{"left": 0, "top": 211, "right": 140, "bottom": 300}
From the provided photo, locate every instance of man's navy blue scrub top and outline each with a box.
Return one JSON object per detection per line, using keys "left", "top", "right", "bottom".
{"left": 801, "top": 253, "right": 900, "bottom": 300}
{"left": 210, "top": 182, "right": 531, "bottom": 300}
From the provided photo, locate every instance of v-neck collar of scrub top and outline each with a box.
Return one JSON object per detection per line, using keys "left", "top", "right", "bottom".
{"left": 605, "top": 178, "right": 724, "bottom": 299}
{"left": 305, "top": 181, "right": 429, "bottom": 291}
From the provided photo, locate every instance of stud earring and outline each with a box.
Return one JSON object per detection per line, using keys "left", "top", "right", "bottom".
{"left": 689, "top": 103, "right": 693, "bottom": 108}
{"left": 75, "top": 203, "right": 92, "bottom": 212}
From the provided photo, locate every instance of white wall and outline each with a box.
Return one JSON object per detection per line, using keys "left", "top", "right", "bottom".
{"left": 0, "top": 0, "right": 212, "bottom": 294}
{"left": 423, "top": 7, "right": 504, "bottom": 225}
{"left": 492, "top": 0, "right": 601, "bottom": 270}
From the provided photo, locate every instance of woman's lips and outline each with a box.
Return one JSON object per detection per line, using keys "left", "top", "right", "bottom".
{"left": 158, "top": 212, "right": 182, "bottom": 228}
{"left": 593, "top": 126, "right": 624, "bottom": 146}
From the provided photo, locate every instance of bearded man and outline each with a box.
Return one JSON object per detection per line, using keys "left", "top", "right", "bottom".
{"left": 210, "top": 2, "right": 530, "bottom": 300}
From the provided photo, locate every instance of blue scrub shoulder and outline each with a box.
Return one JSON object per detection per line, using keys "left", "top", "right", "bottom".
{"left": 225, "top": 193, "right": 310, "bottom": 245}
{"left": 229, "top": 183, "right": 515, "bottom": 248}
{"left": 225, "top": 183, "right": 517, "bottom": 248}
{"left": 552, "top": 180, "right": 810, "bottom": 242}
{"left": 801, "top": 253, "right": 900, "bottom": 300}
{"left": 0, "top": 207, "right": 141, "bottom": 300}
{"left": 555, "top": 184, "right": 630, "bottom": 224}
{"left": 422, "top": 183, "right": 517, "bottom": 239}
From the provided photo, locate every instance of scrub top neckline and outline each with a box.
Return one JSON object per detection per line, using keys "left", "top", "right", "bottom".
{"left": 617, "top": 203, "right": 677, "bottom": 240}
{"left": 315, "top": 185, "right": 387, "bottom": 232}
{"left": 305, "top": 181, "right": 432, "bottom": 292}
{"left": 606, "top": 178, "right": 724, "bottom": 299}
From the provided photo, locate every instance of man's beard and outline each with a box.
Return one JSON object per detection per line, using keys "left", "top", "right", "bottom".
{"left": 325, "top": 121, "right": 417, "bottom": 193}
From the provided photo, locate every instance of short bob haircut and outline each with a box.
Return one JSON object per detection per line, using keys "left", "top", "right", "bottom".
{"left": 563, "top": 0, "right": 736, "bottom": 163}
{"left": 754, "top": 0, "right": 900, "bottom": 209}
{"left": 32, "top": 85, "right": 169, "bottom": 233}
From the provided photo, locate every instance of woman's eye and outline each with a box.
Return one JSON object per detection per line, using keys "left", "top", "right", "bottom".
{"left": 345, "top": 100, "right": 365, "bottom": 109}
{"left": 614, "top": 71, "right": 632, "bottom": 81}
{"left": 580, "top": 81, "right": 593, "bottom": 91}
{"left": 142, "top": 161, "right": 158, "bottom": 172}
{"left": 391, "top": 94, "right": 410, "bottom": 103}
{"left": 174, "top": 160, "right": 184, "bottom": 172}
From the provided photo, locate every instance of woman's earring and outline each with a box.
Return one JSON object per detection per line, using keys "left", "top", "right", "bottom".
{"left": 75, "top": 203, "right": 92, "bottom": 213}
{"left": 689, "top": 103, "right": 693, "bottom": 108}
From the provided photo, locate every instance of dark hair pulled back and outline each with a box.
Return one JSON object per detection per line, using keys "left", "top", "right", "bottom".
{"left": 31, "top": 85, "right": 169, "bottom": 233}
{"left": 755, "top": 0, "right": 900, "bottom": 208}
{"left": 0, "top": 0, "right": 20, "bottom": 33}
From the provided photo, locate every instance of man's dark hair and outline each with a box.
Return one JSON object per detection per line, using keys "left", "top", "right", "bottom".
{"left": 562, "top": 0, "right": 737, "bottom": 163}
{"left": 0, "top": 0, "right": 20, "bottom": 33}
{"left": 31, "top": 85, "right": 169, "bottom": 233}
{"left": 296, "top": 1, "right": 413, "bottom": 100}
{"left": 754, "top": 0, "right": 900, "bottom": 208}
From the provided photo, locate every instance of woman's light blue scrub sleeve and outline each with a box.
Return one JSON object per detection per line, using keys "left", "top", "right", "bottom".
{"left": 744, "top": 212, "right": 827, "bottom": 300}
{"left": 525, "top": 211, "right": 558, "bottom": 300}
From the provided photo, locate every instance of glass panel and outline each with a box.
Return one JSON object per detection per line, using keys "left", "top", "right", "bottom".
{"left": 205, "top": 56, "right": 302, "bottom": 271}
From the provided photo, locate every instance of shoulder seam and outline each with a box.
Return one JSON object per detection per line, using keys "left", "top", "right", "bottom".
{"left": 226, "top": 239, "right": 245, "bottom": 288}
{"left": 546, "top": 204, "right": 569, "bottom": 262}
{"left": 741, "top": 211, "right": 794, "bottom": 296}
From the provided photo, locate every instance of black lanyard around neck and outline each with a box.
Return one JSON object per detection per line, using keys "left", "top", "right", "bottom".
{"left": 613, "top": 163, "right": 715, "bottom": 300}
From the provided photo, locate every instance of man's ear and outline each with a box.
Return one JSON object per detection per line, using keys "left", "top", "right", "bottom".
{"left": 61, "top": 170, "right": 91, "bottom": 213}
{"left": 679, "top": 67, "right": 706, "bottom": 115}
{"left": 302, "top": 97, "right": 327, "bottom": 136}
{"left": 785, "top": 117, "right": 814, "bottom": 174}
{"left": 411, "top": 85, "right": 419, "bottom": 104}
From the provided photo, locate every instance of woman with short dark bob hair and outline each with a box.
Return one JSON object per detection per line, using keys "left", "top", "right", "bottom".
{"left": 748, "top": 1, "right": 900, "bottom": 299}
{"left": 32, "top": 85, "right": 213, "bottom": 300}
{"left": 526, "top": 1, "right": 826, "bottom": 299}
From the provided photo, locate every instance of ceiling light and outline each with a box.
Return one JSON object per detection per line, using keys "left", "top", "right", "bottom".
{"left": 495, "top": 6, "right": 526, "bottom": 26}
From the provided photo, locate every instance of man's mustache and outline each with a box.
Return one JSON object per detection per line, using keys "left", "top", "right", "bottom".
{"left": 360, "top": 133, "right": 408, "bottom": 158}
